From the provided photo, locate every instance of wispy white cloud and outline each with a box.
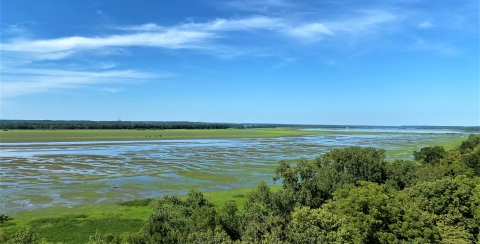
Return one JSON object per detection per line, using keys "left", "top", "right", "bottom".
{"left": 266, "top": 57, "right": 296, "bottom": 71}
{"left": 1, "top": 68, "right": 170, "bottom": 98}
{"left": 418, "top": 21, "right": 434, "bottom": 29}
{"left": 8, "top": 68, "right": 157, "bottom": 78}
{"left": 2, "top": 25, "right": 28, "bottom": 35}
{"left": 118, "top": 11, "right": 395, "bottom": 44}
{"left": 0, "top": 9, "right": 399, "bottom": 99}
{"left": 409, "top": 39, "right": 458, "bottom": 56}
{"left": 2, "top": 31, "right": 214, "bottom": 53}
{"left": 26, "top": 51, "right": 75, "bottom": 61}
{"left": 119, "top": 23, "right": 166, "bottom": 31}
{"left": 181, "top": 16, "right": 284, "bottom": 31}
{"left": 99, "top": 61, "right": 117, "bottom": 69}
{"left": 283, "top": 23, "right": 332, "bottom": 42}
{"left": 101, "top": 87, "right": 124, "bottom": 93}
{"left": 118, "top": 16, "right": 284, "bottom": 32}
{"left": 2, "top": 11, "right": 397, "bottom": 63}
{"left": 330, "top": 10, "right": 397, "bottom": 34}
{"left": 397, "top": 30, "right": 476, "bottom": 56}
{"left": 96, "top": 10, "right": 109, "bottom": 19}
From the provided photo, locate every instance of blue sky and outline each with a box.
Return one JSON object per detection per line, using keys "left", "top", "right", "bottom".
{"left": 1, "top": 0, "right": 478, "bottom": 125}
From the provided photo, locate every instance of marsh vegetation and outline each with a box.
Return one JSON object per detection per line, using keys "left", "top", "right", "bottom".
{"left": 0, "top": 129, "right": 479, "bottom": 243}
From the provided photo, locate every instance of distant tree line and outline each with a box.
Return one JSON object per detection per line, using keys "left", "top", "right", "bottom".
{"left": 6, "top": 135, "right": 480, "bottom": 243}
{"left": 0, "top": 121, "right": 278, "bottom": 130}
{"left": 1, "top": 120, "right": 479, "bottom": 132}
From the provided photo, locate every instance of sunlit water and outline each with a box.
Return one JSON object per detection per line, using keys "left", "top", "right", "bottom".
{"left": 0, "top": 131, "right": 469, "bottom": 213}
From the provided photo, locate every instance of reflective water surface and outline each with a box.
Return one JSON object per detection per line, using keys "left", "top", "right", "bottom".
{"left": 0, "top": 132, "right": 467, "bottom": 212}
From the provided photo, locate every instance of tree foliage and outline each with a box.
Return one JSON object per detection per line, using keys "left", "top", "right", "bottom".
{"left": 459, "top": 134, "right": 480, "bottom": 154}
{"left": 7, "top": 228, "right": 42, "bottom": 244}
{"left": 414, "top": 145, "right": 446, "bottom": 165}
{"left": 272, "top": 146, "right": 388, "bottom": 211}
{"left": 462, "top": 145, "right": 480, "bottom": 176}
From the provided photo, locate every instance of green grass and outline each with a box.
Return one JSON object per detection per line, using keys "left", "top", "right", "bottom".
{"left": 384, "top": 135, "right": 467, "bottom": 160}
{"left": 0, "top": 202, "right": 153, "bottom": 243}
{"left": 0, "top": 186, "right": 281, "bottom": 243}
{"left": 0, "top": 128, "right": 326, "bottom": 142}
{"left": 27, "top": 216, "right": 142, "bottom": 244}
{"left": 203, "top": 185, "right": 282, "bottom": 210}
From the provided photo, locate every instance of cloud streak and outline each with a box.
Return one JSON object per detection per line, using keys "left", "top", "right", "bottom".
{"left": 2, "top": 31, "right": 214, "bottom": 53}
{"left": 418, "top": 21, "right": 434, "bottom": 29}
{"left": 0, "top": 9, "right": 397, "bottom": 98}
{"left": 2, "top": 11, "right": 397, "bottom": 61}
{"left": 1, "top": 68, "right": 169, "bottom": 98}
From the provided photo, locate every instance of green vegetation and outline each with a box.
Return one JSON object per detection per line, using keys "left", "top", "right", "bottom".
{"left": 0, "top": 121, "right": 260, "bottom": 130}
{"left": 2, "top": 135, "right": 479, "bottom": 243}
{"left": 0, "top": 128, "right": 327, "bottom": 142}
{"left": 117, "top": 199, "right": 154, "bottom": 207}
{"left": 0, "top": 187, "right": 279, "bottom": 244}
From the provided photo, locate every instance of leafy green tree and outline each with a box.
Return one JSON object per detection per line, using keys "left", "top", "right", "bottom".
{"left": 0, "top": 214, "right": 11, "bottom": 224}
{"left": 239, "top": 182, "right": 290, "bottom": 243}
{"left": 413, "top": 145, "right": 445, "bottom": 164}
{"left": 241, "top": 213, "right": 287, "bottom": 244}
{"left": 472, "top": 184, "right": 480, "bottom": 241}
{"left": 412, "top": 151, "right": 473, "bottom": 184}
{"left": 185, "top": 189, "right": 215, "bottom": 210}
{"left": 462, "top": 145, "right": 480, "bottom": 176}
{"left": 88, "top": 231, "right": 122, "bottom": 244}
{"left": 389, "top": 194, "right": 440, "bottom": 243}
{"left": 89, "top": 230, "right": 148, "bottom": 244}
{"left": 385, "top": 160, "right": 420, "bottom": 190}
{"left": 288, "top": 206, "right": 361, "bottom": 244}
{"left": 316, "top": 146, "right": 387, "bottom": 184}
{"left": 243, "top": 181, "right": 294, "bottom": 218}
{"left": 216, "top": 201, "right": 241, "bottom": 240}
{"left": 190, "top": 206, "right": 217, "bottom": 232}
{"left": 143, "top": 197, "right": 190, "bottom": 243}
{"left": 459, "top": 134, "right": 480, "bottom": 154}
{"left": 288, "top": 182, "right": 440, "bottom": 243}
{"left": 273, "top": 147, "right": 388, "bottom": 210}
{"left": 8, "top": 228, "right": 41, "bottom": 244}
{"left": 404, "top": 175, "right": 480, "bottom": 243}
{"left": 273, "top": 159, "right": 327, "bottom": 209}
{"left": 321, "top": 182, "right": 402, "bottom": 243}
{"left": 186, "top": 227, "right": 233, "bottom": 244}
{"left": 142, "top": 190, "right": 215, "bottom": 243}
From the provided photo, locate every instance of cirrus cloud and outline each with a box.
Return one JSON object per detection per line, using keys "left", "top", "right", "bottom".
{"left": 0, "top": 9, "right": 397, "bottom": 98}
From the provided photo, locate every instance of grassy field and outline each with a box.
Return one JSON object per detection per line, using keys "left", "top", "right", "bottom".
{"left": 0, "top": 186, "right": 282, "bottom": 244}
{"left": 384, "top": 134, "right": 467, "bottom": 159}
{"left": 0, "top": 128, "right": 327, "bottom": 142}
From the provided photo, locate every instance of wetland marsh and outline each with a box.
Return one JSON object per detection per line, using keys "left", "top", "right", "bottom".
{"left": 0, "top": 129, "right": 468, "bottom": 213}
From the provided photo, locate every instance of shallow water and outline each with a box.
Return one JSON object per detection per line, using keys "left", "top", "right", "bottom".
{"left": 0, "top": 132, "right": 467, "bottom": 213}
{"left": 302, "top": 127, "right": 471, "bottom": 134}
